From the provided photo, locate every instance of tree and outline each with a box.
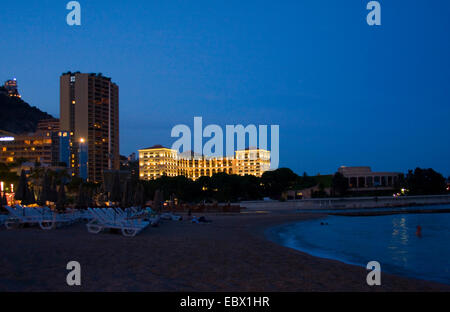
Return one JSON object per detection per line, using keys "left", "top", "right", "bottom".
{"left": 312, "top": 183, "right": 328, "bottom": 198}
{"left": 405, "top": 168, "right": 446, "bottom": 195}
{"left": 261, "top": 168, "right": 298, "bottom": 200}
{"left": 332, "top": 172, "right": 348, "bottom": 196}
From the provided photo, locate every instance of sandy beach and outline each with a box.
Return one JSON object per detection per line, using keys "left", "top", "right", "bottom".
{"left": 0, "top": 211, "right": 449, "bottom": 292}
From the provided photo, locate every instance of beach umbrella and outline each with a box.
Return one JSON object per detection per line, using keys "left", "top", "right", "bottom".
{"left": 1, "top": 192, "right": 7, "bottom": 212}
{"left": 56, "top": 182, "right": 66, "bottom": 212}
{"left": 153, "top": 189, "right": 164, "bottom": 212}
{"left": 0, "top": 192, "right": 4, "bottom": 211}
{"left": 37, "top": 171, "right": 50, "bottom": 206}
{"left": 49, "top": 176, "right": 58, "bottom": 203}
{"left": 121, "top": 179, "right": 134, "bottom": 208}
{"left": 110, "top": 171, "right": 122, "bottom": 205}
{"left": 120, "top": 179, "right": 128, "bottom": 208}
{"left": 76, "top": 184, "right": 87, "bottom": 209}
{"left": 15, "top": 170, "right": 29, "bottom": 203}
{"left": 132, "top": 182, "right": 144, "bottom": 208}
{"left": 159, "top": 190, "right": 164, "bottom": 209}
{"left": 27, "top": 186, "right": 36, "bottom": 205}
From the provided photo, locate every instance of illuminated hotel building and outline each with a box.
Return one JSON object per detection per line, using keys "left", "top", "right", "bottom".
{"left": 235, "top": 149, "right": 271, "bottom": 176}
{"left": 138, "top": 145, "right": 271, "bottom": 181}
{"left": 0, "top": 119, "right": 71, "bottom": 167}
{"left": 0, "top": 130, "right": 54, "bottom": 166}
{"left": 60, "top": 72, "right": 119, "bottom": 182}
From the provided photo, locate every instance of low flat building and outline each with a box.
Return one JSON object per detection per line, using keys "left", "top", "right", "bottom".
{"left": 138, "top": 145, "right": 271, "bottom": 181}
{"left": 338, "top": 166, "right": 401, "bottom": 191}
{"left": 0, "top": 130, "right": 54, "bottom": 165}
{"left": 0, "top": 119, "right": 69, "bottom": 167}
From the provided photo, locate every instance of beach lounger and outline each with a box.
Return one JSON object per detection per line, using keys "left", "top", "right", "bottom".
{"left": 0, "top": 215, "right": 7, "bottom": 226}
{"left": 4, "top": 205, "right": 78, "bottom": 230}
{"left": 161, "top": 212, "right": 182, "bottom": 221}
{"left": 86, "top": 207, "right": 149, "bottom": 237}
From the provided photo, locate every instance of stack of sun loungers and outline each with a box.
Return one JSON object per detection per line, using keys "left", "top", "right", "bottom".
{"left": 86, "top": 207, "right": 151, "bottom": 237}
{"left": 4, "top": 205, "right": 80, "bottom": 230}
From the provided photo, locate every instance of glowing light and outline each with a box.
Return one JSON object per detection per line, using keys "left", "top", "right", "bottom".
{"left": 0, "top": 137, "right": 14, "bottom": 141}
{"left": 0, "top": 181, "right": 3, "bottom": 192}
{"left": 80, "top": 138, "right": 85, "bottom": 143}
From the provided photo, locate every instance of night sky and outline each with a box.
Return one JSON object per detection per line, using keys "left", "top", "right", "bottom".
{"left": 1, "top": 1, "right": 449, "bottom": 176}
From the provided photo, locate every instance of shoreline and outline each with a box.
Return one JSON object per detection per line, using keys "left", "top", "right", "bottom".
{"left": 0, "top": 211, "right": 449, "bottom": 291}
{"left": 263, "top": 213, "right": 450, "bottom": 286}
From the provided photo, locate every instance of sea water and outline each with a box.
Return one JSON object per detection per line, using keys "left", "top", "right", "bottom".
{"left": 272, "top": 210, "right": 450, "bottom": 284}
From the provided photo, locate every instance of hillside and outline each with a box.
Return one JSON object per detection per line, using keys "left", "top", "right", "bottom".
{"left": 0, "top": 93, "right": 54, "bottom": 134}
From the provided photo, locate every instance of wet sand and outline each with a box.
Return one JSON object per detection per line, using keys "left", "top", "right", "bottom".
{"left": 0, "top": 212, "right": 449, "bottom": 291}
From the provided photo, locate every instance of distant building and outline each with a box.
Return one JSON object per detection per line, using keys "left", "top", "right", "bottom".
{"left": 128, "top": 152, "right": 136, "bottom": 162}
{"left": 119, "top": 154, "right": 139, "bottom": 179}
{"left": 58, "top": 131, "right": 71, "bottom": 167}
{"left": 0, "top": 119, "right": 78, "bottom": 171}
{"left": 338, "top": 166, "right": 401, "bottom": 191}
{"left": 138, "top": 145, "right": 271, "bottom": 181}
{"left": 60, "top": 72, "right": 119, "bottom": 182}
{"left": 0, "top": 129, "right": 55, "bottom": 166}
{"left": 3, "top": 78, "right": 21, "bottom": 98}
{"left": 36, "top": 118, "right": 60, "bottom": 133}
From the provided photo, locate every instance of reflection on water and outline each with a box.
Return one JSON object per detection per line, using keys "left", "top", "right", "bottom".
{"left": 272, "top": 211, "right": 450, "bottom": 284}
{"left": 390, "top": 217, "right": 409, "bottom": 268}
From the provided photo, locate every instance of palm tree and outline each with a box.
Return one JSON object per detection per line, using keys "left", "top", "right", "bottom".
{"left": 29, "top": 166, "right": 45, "bottom": 191}
{"left": 56, "top": 182, "right": 66, "bottom": 212}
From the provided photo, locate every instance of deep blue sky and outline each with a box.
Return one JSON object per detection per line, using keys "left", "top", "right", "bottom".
{"left": 1, "top": 1, "right": 449, "bottom": 176}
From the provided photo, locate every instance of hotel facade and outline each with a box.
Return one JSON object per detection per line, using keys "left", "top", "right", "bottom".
{"left": 138, "top": 145, "right": 271, "bottom": 180}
